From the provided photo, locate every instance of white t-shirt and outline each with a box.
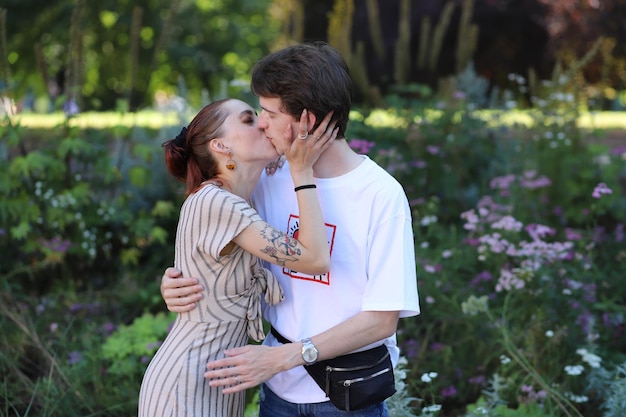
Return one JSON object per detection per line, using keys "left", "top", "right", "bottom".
{"left": 252, "top": 155, "right": 420, "bottom": 404}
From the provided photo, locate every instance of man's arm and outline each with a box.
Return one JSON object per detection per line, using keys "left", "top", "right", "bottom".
{"left": 204, "top": 309, "right": 399, "bottom": 394}
{"left": 161, "top": 267, "right": 203, "bottom": 313}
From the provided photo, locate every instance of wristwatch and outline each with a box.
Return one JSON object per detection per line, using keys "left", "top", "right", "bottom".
{"left": 301, "top": 338, "right": 319, "bottom": 365}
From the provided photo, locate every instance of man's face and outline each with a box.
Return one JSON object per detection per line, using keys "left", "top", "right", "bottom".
{"left": 257, "top": 96, "right": 296, "bottom": 156}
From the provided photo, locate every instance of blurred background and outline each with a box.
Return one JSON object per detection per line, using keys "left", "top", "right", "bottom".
{"left": 2, "top": 0, "right": 626, "bottom": 113}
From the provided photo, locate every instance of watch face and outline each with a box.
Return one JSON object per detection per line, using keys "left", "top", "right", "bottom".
{"left": 303, "top": 348, "right": 317, "bottom": 362}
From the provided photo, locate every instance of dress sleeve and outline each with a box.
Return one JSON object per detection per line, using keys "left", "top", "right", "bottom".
{"left": 189, "top": 186, "right": 263, "bottom": 260}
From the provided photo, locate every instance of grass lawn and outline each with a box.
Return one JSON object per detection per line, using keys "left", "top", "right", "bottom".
{"left": 8, "top": 110, "right": 626, "bottom": 129}
{"left": 7, "top": 110, "right": 626, "bottom": 149}
{"left": 9, "top": 111, "right": 182, "bottom": 129}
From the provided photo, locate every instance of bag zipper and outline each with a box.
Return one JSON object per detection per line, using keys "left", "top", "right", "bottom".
{"left": 322, "top": 349, "right": 391, "bottom": 397}
{"left": 341, "top": 367, "right": 392, "bottom": 412}
{"left": 325, "top": 350, "right": 389, "bottom": 372}
{"left": 340, "top": 366, "right": 392, "bottom": 386}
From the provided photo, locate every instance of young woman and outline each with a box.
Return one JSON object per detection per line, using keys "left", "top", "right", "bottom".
{"left": 138, "top": 98, "right": 337, "bottom": 417}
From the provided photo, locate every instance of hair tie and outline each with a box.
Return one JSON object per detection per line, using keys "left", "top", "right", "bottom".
{"left": 173, "top": 127, "right": 188, "bottom": 148}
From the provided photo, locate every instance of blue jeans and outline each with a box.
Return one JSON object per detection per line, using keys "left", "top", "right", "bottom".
{"left": 258, "top": 384, "right": 389, "bottom": 417}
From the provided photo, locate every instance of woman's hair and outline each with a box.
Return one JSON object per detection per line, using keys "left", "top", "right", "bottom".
{"left": 250, "top": 42, "right": 352, "bottom": 138}
{"left": 162, "top": 98, "right": 231, "bottom": 196}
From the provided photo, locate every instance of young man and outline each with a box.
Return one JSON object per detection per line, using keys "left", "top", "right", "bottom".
{"left": 160, "top": 42, "right": 420, "bottom": 416}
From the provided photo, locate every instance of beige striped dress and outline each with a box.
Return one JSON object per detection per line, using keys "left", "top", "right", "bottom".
{"left": 139, "top": 184, "right": 283, "bottom": 417}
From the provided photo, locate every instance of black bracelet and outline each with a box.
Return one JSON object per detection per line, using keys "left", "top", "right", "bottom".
{"left": 294, "top": 184, "right": 317, "bottom": 192}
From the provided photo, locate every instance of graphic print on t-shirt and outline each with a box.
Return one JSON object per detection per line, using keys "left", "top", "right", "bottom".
{"left": 284, "top": 214, "right": 336, "bottom": 285}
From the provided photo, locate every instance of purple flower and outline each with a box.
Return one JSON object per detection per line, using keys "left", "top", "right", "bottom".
{"left": 592, "top": 182, "right": 612, "bottom": 199}
{"left": 610, "top": 145, "right": 626, "bottom": 156}
{"left": 63, "top": 99, "right": 80, "bottom": 116}
{"left": 411, "top": 160, "right": 427, "bottom": 169}
{"left": 489, "top": 174, "right": 516, "bottom": 190}
{"left": 616, "top": 224, "right": 624, "bottom": 243}
{"left": 520, "top": 176, "right": 552, "bottom": 189}
{"left": 470, "top": 271, "right": 493, "bottom": 287}
{"left": 39, "top": 237, "right": 72, "bottom": 253}
{"left": 564, "top": 228, "right": 582, "bottom": 241}
{"left": 430, "top": 342, "right": 445, "bottom": 352}
{"left": 403, "top": 339, "right": 419, "bottom": 359}
{"left": 525, "top": 224, "right": 555, "bottom": 241}
{"left": 68, "top": 351, "right": 83, "bottom": 365}
{"left": 441, "top": 385, "right": 458, "bottom": 397}
{"left": 463, "top": 238, "right": 480, "bottom": 246}
{"left": 69, "top": 303, "right": 84, "bottom": 313}
{"left": 468, "top": 375, "right": 487, "bottom": 386}
{"left": 102, "top": 322, "right": 116, "bottom": 336}
{"left": 348, "top": 139, "right": 376, "bottom": 154}
{"left": 146, "top": 341, "right": 162, "bottom": 351}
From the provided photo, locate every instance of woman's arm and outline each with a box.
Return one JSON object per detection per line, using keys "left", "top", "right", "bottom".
{"left": 233, "top": 111, "right": 337, "bottom": 274}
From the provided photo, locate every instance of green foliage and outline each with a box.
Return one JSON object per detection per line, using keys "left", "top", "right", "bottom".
{"left": 4, "top": 0, "right": 279, "bottom": 110}
{"left": 0, "top": 117, "right": 181, "bottom": 295}
{"left": 465, "top": 398, "right": 558, "bottom": 417}
{"left": 102, "top": 311, "right": 175, "bottom": 377}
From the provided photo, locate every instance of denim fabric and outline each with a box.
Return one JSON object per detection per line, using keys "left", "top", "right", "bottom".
{"left": 258, "top": 384, "right": 389, "bottom": 417}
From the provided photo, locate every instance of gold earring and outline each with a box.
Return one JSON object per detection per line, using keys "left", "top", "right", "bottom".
{"left": 226, "top": 152, "right": 236, "bottom": 170}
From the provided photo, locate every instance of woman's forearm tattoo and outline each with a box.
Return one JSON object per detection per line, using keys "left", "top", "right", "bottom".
{"left": 259, "top": 224, "right": 301, "bottom": 266}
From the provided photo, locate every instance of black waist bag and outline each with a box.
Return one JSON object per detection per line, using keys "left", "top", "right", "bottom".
{"left": 271, "top": 327, "right": 396, "bottom": 411}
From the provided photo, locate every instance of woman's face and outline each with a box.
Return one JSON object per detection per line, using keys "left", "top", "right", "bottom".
{"left": 221, "top": 99, "right": 280, "bottom": 164}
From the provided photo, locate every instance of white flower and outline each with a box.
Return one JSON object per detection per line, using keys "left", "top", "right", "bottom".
{"left": 564, "top": 365, "right": 584, "bottom": 376}
{"left": 423, "top": 404, "right": 442, "bottom": 414}
{"left": 500, "top": 355, "right": 511, "bottom": 364}
{"left": 564, "top": 392, "right": 589, "bottom": 403}
{"left": 576, "top": 349, "right": 602, "bottom": 368}
{"left": 421, "top": 215, "right": 438, "bottom": 226}
{"left": 545, "top": 330, "right": 554, "bottom": 338}
{"left": 421, "top": 372, "right": 438, "bottom": 383}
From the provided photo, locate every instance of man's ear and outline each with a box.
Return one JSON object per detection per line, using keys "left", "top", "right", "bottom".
{"left": 306, "top": 110, "right": 318, "bottom": 132}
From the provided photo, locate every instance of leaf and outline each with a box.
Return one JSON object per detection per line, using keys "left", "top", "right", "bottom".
{"left": 132, "top": 143, "right": 155, "bottom": 163}
{"left": 57, "top": 137, "right": 91, "bottom": 159}
{"left": 149, "top": 226, "right": 168, "bottom": 245}
{"left": 120, "top": 247, "right": 140, "bottom": 266}
{"left": 10, "top": 220, "right": 31, "bottom": 239}
{"left": 128, "top": 166, "right": 150, "bottom": 187}
{"left": 151, "top": 200, "right": 176, "bottom": 217}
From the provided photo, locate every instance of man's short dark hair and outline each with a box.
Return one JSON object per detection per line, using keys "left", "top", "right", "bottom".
{"left": 251, "top": 42, "right": 353, "bottom": 138}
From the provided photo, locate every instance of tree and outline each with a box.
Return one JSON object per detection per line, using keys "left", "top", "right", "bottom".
{"left": 4, "top": 0, "right": 279, "bottom": 111}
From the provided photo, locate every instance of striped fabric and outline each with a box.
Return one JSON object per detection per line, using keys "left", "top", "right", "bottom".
{"left": 139, "top": 184, "right": 283, "bottom": 416}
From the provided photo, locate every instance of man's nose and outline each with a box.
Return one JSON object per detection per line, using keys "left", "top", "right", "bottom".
{"left": 257, "top": 114, "right": 268, "bottom": 129}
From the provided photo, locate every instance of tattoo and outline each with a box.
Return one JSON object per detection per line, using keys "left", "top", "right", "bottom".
{"left": 260, "top": 225, "right": 301, "bottom": 265}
